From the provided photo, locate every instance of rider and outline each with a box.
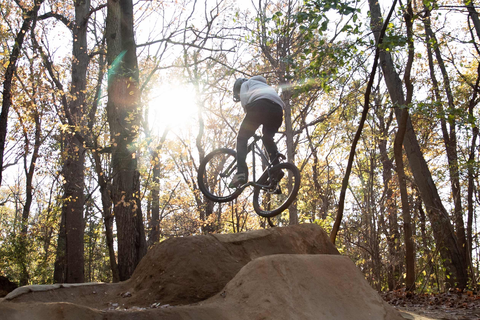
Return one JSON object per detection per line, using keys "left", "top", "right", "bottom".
{"left": 229, "top": 75, "right": 285, "bottom": 188}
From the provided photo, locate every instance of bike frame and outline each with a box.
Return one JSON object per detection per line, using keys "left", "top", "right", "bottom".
{"left": 219, "top": 134, "right": 280, "bottom": 189}
{"left": 249, "top": 135, "right": 271, "bottom": 185}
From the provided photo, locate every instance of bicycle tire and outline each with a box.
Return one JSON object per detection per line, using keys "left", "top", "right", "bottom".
{"left": 252, "top": 162, "right": 301, "bottom": 217}
{"left": 197, "top": 148, "right": 243, "bottom": 203}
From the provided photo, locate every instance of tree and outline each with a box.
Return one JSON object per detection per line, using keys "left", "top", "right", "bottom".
{"left": 0, "top": 0, "right": 44, "bottom": 186}
{"left": 35, "top": 0, "right": 96, "bottom": 284}
{"left": 331, "top": 0, "right": 396, "bottom": 244}
{"left": 252, "top": 0, "right": 354, "bottom": 225}
{"left": 106, "top": 0, "right": 147, "bottom": 280}
{"left": 57, "top": 0, "right": 92, "bottom": 284}
{"left": 23, "top": 0, "right": 95, "bottom": 283}
{"left": 13, "top": 67, "right": 43, "bottom": 285}
{"left": 423, "top": 3, "right": 466, "bottom": 269}
{"left": 393, "top": 0, "right": 415, "bottom": 291}
{"left": 368, "top": 0, "right": 468, "bottom": 288}
{"left": 374, "top": 93, "right": 401, "bottom": 291}
{"left": 88, "top": 40, "right": 120, "bottom": 282}
{"left": 146, "top": 131, "right": 169, "bottom": 246}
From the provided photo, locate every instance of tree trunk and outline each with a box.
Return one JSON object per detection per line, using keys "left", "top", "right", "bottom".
{"left": 467, "top": 65, "right": 480, "bottom": 281}
{"left": 423, "top": 8, "right": 467, "bottom": 264}
{"left": 92, "top": 147, "right": 120, "bottom": 282}
{"left": 54, "top": 207, "right": 67, "bottom": 283}
{"left": 148, "top": 149, "right": 161, "bottom": 245}
{"left": 369, "top": 0, "right": 468, "bottom": 288}
{"left": 61, "top": 135, "right": 85, "bottom": 283}
{"left": 106, "top": 0, "right": 147, "bottom": 281}
{"left": 396, "top": 2, "right": 415, "bottom": 291}
{"left": 193, "top": 81, "right": 217, "bottom": 233}
{"left": 32, "top": 3, "right": 87, "bottom": 282}
{"left": 60, "top": 0, "right": 95, "bottom": 284}
{"left": 465, "top": 0, "right": 480, "bottom": 39}
{"left": 17, "top": 107, "right": 42, "bottom": 285}
{"left": 377, "top": 105, "right": 400, "bottom": 290}
{"left": 87, "top": 41, "right": 120, "bottom": 283}
{"left": 281, "top": 88, "right": 298, "bottom": 225}
{"left": 395, "top": 109, "right": 415, "bottom": 290}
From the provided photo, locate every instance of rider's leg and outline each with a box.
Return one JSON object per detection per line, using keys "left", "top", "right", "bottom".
{"left": 260, "top": 102, "right": 283, "bottom": 165}
{"left": 232, "top": 108, "right": 261, "bottom": 187}
{"left": 232, "top": 100, "right": 282, "bottom": 187}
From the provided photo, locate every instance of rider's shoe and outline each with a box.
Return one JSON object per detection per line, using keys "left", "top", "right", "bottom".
{"left": 229, "top": 172, "right": 246, "bottom": 188}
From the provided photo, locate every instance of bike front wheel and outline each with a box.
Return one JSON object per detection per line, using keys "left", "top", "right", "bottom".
{"left": 252, "top": 162, "right": 301, "bottom": 217}
{"left": 197, "top": 148, "right": 243, "bottom": 203}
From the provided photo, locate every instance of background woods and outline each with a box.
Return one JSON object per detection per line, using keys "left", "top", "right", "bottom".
{"left": 1, "top": 0, "right": 480, "bottom": 294}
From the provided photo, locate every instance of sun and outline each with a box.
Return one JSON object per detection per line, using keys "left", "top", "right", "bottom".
{"left": 147, "top": 82, "right": 198, "bottom": 135}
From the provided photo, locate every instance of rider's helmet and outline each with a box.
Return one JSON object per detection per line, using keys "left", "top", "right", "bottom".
{"left": 233, "top": 78, "right": 248, "bottom": 102}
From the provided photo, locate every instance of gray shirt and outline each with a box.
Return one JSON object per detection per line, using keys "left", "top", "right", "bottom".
{"left": 239, "top": 75, "right": 285, "bottom": 111}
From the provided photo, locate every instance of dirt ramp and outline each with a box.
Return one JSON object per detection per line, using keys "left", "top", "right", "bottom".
{"left": 2, "top": 224, "right": 338, "bottom": 310}
{"left": 210, "top": 254, "right": 404, "bottom": 320}
{"left": 0, "top": 224, "right": 402, "bottom": 320}
{"left": 2, "top": 254, "right": 403, "bottom": 320}
{"left": 106, "top": 254, "right": 404, "bottom": 319}
{"left": 0, "top": 224, "right": 405, "bottom": 319}
{"left": 125, "top": 223, "right": 339, "bottom": 307}
{"left": 110, "top": 254, "right": 404, "bottom": 320}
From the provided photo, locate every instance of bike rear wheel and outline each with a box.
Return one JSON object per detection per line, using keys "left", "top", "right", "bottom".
{"left": 252, "top": 162, "right": 301, "bottom": 217}
{"left": 197, "top": 148, "right": 243, "bottom": 203}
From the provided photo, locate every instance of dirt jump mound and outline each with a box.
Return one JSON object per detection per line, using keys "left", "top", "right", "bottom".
{"left": 0, "top": 223, "right": 404, "bottom": 320}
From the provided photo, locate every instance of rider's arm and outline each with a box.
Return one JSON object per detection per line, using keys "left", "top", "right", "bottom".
{"left": 239, "top": 81, "right": 250, "bottom": 111}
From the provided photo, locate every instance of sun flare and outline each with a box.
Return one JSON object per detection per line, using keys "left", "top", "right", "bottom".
{"left": 147, "top": 83, "right": 198, "bottom": 134}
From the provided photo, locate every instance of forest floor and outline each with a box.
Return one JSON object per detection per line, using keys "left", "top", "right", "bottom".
{"left": 382, "top": 290, "right": 480, "bottom": 319}
{"left": 397, "top": 307, "right": 479, "bottom": 320}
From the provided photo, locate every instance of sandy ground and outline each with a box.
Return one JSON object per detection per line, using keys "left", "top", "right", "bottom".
{"left": 395, "top": 306, "right": 480, "bottom": 320}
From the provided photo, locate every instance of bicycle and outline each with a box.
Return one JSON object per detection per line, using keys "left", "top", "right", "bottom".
{"left": 197, "top": 134, "right": 301, "bottom": 218}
